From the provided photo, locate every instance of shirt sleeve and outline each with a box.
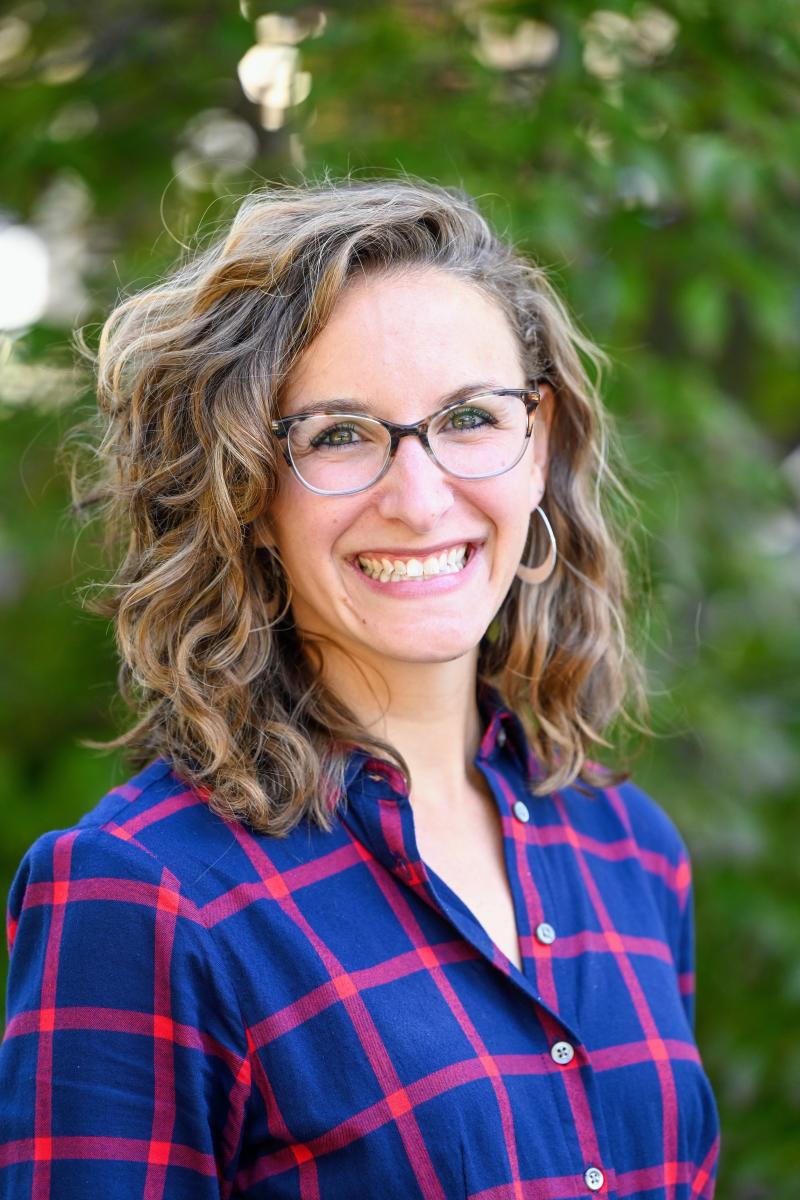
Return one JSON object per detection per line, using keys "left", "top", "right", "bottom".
{"left": 615, "top": 779, "right": 699, "bottom": 1036}
{"left": 674, "top": 845, "right": 697, "bottom": 1034}
{"left": 0, "top": 825, "right": 254, "bottom": 1198}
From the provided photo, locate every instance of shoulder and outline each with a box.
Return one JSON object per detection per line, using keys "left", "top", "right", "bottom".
{"left": 555, "top": 771, "right": 688, "bottom": 856}
{"left": 8, "top": 756, "right": 335, "bottom": 926}
{"left": 2, "top": 766, "right": 254, "bottom": 1143}
{"left": 4, "top": 761, "right": 260, "bottom": 1037}
{"left": 8, "top": 758, "right": 242, "bottom": 923}
{"left": 606, "top": 776, "right": 689, "bottom": 863}
{"left": 548, "top": 772, "right": 692, "bottom": 909}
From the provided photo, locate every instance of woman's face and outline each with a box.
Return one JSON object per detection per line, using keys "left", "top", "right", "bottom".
{"left": 260, "top": 267, "right": 549, "bottom": 674}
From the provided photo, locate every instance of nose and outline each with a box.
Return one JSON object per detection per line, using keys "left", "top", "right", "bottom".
{"left": 373, "top": 433, "right": 455, "bottom": 530}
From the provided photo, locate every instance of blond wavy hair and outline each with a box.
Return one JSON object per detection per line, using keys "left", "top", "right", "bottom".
{"left": 68, "top": 175, "right": 647, "bottom": 837}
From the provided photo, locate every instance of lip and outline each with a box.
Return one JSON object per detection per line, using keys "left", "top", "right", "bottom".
{"left": 348, "top": 541, "right": 483, "bottom": 597}
{"left": 349, "top": 538, "right": 485, "bottom": 562}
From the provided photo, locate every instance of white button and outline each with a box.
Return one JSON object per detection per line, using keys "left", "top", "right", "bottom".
{"left": 496, "top": 727, "right": 507, "bottom": 746}
{"left": 512, "top": 800, "right": 530, "bottom": 823}
{"left": 584, "top": 1166, "right": 605, "bottom": 1191}
{"left": 550, "top": 1040, "right": 574, "bottom": 1065}
{"left": 535, "top": 921, "right": 556, "bottom": 945}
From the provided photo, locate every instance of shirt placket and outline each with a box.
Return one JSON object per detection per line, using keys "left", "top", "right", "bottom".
{"left": 474, "top": 748, "right": 618, "bottom": 1197}
{"left": 341, "top": 750, "right": 619, "bottom": 1197}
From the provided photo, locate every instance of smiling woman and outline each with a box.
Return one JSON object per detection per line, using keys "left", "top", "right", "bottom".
{"left": 0, "top": 177, "right": 719, "bottom": 1198}
{"left": 257, "top": 269, "right": 550, "bottom": 698}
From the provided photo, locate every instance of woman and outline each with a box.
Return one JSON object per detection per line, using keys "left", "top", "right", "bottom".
{"left": 0, "top": 177, "right": 719, "bottom": 1198}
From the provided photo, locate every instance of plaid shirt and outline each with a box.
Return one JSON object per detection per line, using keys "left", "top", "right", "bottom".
{"left": 0, "top": 687, "right": 719, "bottom": 1198}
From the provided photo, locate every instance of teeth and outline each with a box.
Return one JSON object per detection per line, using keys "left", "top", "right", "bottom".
{"left": 356, "top": 544, "right": 472, "bottom": 582}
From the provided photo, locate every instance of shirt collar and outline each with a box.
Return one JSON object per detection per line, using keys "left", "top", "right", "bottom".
{"left": 341, "top": 680, "right": 533, "bottom": 798}
{"left": 475, "top": 680, "right": 532, "bottom": 777}
{"left": 336, "top": 681, "right": 535, "bottom": 882}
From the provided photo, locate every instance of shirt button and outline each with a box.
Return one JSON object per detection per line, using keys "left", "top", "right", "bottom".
{"left": 496, "top": 727, "right": 507, "bottom": 746}
{"left": 535, "top": 921, "right": 556, "bottom": 945}
{"left": 512, "top": 800, "right": 530, "bottom": 823}
{"left": 550, "top": 1040, "right": 575, "bottom": 1066}
{"left": 584, "top": 1166, "right": 605, "bottom": 1191}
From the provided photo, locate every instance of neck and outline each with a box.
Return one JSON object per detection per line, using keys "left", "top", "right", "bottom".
{"left": 316, "top": 643, "right": 484, "bottom": 813}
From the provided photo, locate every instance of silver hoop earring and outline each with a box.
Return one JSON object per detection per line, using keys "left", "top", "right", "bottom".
{"left": 515, "top": 506, "right": 557, "bottom": 585}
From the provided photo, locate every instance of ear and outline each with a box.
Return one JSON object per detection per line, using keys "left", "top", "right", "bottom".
{"left": 528, "top": 380, "right": 553, "bottom": 512}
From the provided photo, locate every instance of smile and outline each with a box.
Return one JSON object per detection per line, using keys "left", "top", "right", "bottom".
{"left": 356, "top": 543, "right": 473, "bottom": 583}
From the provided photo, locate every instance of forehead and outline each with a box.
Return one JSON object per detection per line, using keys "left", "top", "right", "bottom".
{"left": 281, "top": 268, "right": 524, "bottom": 415}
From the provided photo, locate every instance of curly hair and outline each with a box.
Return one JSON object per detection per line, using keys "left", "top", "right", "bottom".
{"left": 67, "top": 174, "right": 647, "bottom": 837}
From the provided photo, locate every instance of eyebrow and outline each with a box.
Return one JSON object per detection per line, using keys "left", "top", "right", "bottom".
{"left": 285, "top": 382, "right": 501, "bottom": 418}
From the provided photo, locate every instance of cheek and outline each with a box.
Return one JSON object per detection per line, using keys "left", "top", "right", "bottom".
{"left": 494, "top": 487, "right": 536, "bottom": 569}
{"left": 489, "top": 476, "right": 533, "bottom": 532}
{"left": 268, "top": 491, "right": 320, "bottom": 574}
{"left": 272, "top": 490, "right": 361, "bottom": 573}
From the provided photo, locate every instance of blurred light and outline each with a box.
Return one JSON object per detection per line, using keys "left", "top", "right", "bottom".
{"left": 582, "top": 123, "right": 612, "bottom": 164}
{"left": 756, "top": 511, "right": 800, "bottom": 558}
{"left": 256, "top": 13, "right": 311, "bottom": 45}
{"left": 0, "top": 350, "right": 76, "bottom": 415}
{"left": 0, "top": 225, "right": 49, "bottom": 331}
{"left": 473, "top": 17, "right": 558, "bottom": 70}
{"left": 32, "top": 173, "right": 92, "bottom": 325}
{"left": 48, "top": 99, "right": 98, "bottom": 141}
{"left": 635, "top": 6, "right": 679, "bottom": 57}
{"left": 635, "top": 117, "right": 669, "bottom": 142}
{"left": 173, "top": 109, "right": 260, "bottom": 191}
{"left": 237, "top": 10, "right": 323, "bottom": 131}
{"left": 583, "top": 11, "right": 629, "bottom": 79}
{"left": 583, "top": 7, "right": 678, "bottom": 79}
{"left": 238, "top": 42, "right": 312, "bottom": 131}
{"left": 239, "top": 42, "right": 296, "bottom": 104}
{"left": 39, "top": 34, "right": 91, "bottom": 85}
{"left": 186, "top": 110, "right": 258, "bottom": 164}
{"left": 616, "top": 165, "right": 660, "bottom": 208}
{"left": 0, "top": 16, "right": 30, "bottom": 64}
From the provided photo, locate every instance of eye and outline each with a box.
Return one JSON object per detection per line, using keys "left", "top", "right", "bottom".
{"left": 445, "top": 405, "right": 498, "bottom": 431}
{"left": 310, "top": 421, "right": 363, "bottom": 448}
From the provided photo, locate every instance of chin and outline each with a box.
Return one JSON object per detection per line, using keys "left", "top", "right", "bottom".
{"left": 365, "top": 630, "right": 484, "bottom": 665}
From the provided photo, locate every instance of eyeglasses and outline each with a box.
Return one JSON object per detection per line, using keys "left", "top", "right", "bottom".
{"left": 270, "top": 386, "right": 541, "bottom": 497}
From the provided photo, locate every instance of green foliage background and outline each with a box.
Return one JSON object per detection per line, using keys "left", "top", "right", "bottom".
{"left": 1, "top": 1, "right": 798, "bottom": 1193}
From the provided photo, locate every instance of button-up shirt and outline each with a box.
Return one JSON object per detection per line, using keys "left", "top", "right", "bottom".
{"left": 0, "top": 687, "right": 720, "bottom": 1197}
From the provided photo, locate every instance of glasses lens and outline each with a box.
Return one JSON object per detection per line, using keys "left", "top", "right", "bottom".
{"left": 429, "top": 392, "right": 530, "bottom": 478}
{"left": 287, "top": 414, "right": 389, "bottom": 494}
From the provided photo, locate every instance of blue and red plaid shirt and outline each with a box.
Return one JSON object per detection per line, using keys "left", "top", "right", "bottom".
{"left": 0, "top": 687, "right": 719, "bottom": 1198}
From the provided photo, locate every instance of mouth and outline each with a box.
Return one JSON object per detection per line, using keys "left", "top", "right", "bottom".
{"left": 354, "top": 541, "right": 478, "bottom": 583}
